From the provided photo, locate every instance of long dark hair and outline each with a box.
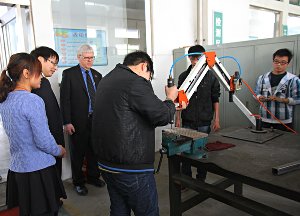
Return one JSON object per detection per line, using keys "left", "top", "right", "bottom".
{"left": 0, "top": 53, "right": 42, "bottom": 102}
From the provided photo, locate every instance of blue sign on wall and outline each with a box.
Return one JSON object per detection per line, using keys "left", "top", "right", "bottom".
{"left": 213, "top": 11, "right": 223, "bottom": 45}
{"left": 54, "top": 28, "right": 108, "bottom": 67}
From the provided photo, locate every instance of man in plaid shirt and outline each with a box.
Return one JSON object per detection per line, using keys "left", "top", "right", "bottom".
{"left": 254, "top": 48, "right": 300, "bottom": 131}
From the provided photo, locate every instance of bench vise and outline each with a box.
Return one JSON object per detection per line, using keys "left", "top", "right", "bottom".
{"left": 162, "top": 128, "right": 208, "bottom": 159}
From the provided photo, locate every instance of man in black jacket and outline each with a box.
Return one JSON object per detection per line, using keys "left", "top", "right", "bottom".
{"left": 31, "top": 47, "right": 65, "bottom": 178}
{"left": 92, "top": 51, "right": 178, "bottom": 215}
{"left": 31, "top": 46, "right": 65, "bottom": 206}
{"left": 60, "top": 44, "right": 104, "bottom": 196}
{"left": 176, "top": 45, "right": 221, "bottom": 182}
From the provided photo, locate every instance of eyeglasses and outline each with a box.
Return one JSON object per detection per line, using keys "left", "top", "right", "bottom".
{"left": 47, "top": 59, "right": 58, "bottom": 67}
{"left": 273, "top": 60, "right": 288, "bottom": 66}
{"left": 81, "top": 56, "right": 95, "bottom": 61}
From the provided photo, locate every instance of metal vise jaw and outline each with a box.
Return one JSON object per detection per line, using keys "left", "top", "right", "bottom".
{"left": 162, "top": 128, "right": 208, "bottom": 159}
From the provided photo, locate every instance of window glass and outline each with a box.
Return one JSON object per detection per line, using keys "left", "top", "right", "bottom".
{"left": 51, "top": 0, "right": 146, "bottom": 75}
{"left": 287, "top": 15, "right": 300, "bottom": 35}
{"left": 1, "top": 5, "right": 34, "bottom": 68}
{"left": 6, "top": 18, "right": 18, "bottom": 55}
{"left": 289, "top": 0, "right": 300, "bottom": 6}
{"left": 249, "top": 8, "right": 276, "bottom": 40}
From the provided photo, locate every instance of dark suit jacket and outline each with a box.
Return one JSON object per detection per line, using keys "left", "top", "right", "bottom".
{"left": 60, "top": 64, "right": 102, "bottom": 133}
{"left": 32, "top": 77, "right": 65, "bottom": 146}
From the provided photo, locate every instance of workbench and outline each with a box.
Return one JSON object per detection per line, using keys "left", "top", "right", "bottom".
{"left": 168, "top": 127, "right": 300, "bottom": 216}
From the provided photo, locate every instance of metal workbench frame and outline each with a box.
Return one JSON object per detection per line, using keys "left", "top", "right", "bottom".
{"left": 168, "top": 155, "right": 300, "bottom": 216}
{"left": 167, "top": 129, "right": 300, "bottom": 216}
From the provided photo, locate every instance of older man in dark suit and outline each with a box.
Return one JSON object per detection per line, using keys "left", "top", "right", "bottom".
{"left": 60, "top": 44, "right": 104, "bottom": 196}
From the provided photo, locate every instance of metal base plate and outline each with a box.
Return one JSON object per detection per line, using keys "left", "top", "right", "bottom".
{"left": 221, "top": 128, "right": 283, "bottom": 144}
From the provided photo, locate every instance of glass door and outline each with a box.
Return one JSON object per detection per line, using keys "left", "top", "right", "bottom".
{"left": 0, "top": 1, "right": 35, "bottom": 69}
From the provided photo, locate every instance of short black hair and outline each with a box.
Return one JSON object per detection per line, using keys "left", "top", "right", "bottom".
{"left": 188, "top": 45, "right": 205, "bottom": 55}
{"left": 123, "top": 51, "right": 154, "bottom": 74}
{"left": 30, "top": 46, "right": 59, "bottom": 62}
{"left": 273, "top": 48, "right": 293, "bottom": 63}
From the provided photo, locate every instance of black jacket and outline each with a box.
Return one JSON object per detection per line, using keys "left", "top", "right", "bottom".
{"left": 178, "top": 65, "right": 220, "bottom": 126}
{"left": 92, "top": 64, "right": 176, "bottom": 171}
{"left": 32, "top": 77, "right": 65, "bottom": 146}
{"left": 60, "top": 64, "right": 102, "bottom": 133}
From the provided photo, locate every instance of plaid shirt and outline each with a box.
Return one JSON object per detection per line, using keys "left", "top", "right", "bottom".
{"left": 254, "top": 71, "right": 300, "bottom": 124}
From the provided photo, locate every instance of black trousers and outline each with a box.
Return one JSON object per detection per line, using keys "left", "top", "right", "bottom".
{"left": 69, "top": 116, "right": 100, "bottom": 186}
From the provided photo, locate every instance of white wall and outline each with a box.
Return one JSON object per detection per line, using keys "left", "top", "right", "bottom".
{"left": 206, "top": 0, "right": 250, "bottom": 44}
{"left": 32, "top": 0, "right": 299, "bottom": 167}
{"left": 51, "top": 0, "right": 146, "bottom": 80}
{"left": 34, "top": 0, "right": 198, "bottom": 153}
{"left": 31, "top": 0, "right": 72, "bottom": 180}
{"left": 149, "top": 0, "right": 197, "bottom": 150}
{"left": 31, "top": 0, "right": 62, "bottom": 97}
{"left": 5, "top": 0, "right": 300, "bottom": 181}
{"left": 29, "top": 0, "right": 293, "bottom": 168}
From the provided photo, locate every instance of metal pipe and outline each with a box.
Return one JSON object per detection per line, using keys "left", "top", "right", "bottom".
{"left": 272, "top": 160, "right": 300, "bottom": 175}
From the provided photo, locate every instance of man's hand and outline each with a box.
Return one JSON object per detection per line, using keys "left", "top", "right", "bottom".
{"left": 165, "top": 85, "right": 178, "bottom": 102}
{"left": 259, "top": 96, "right": 289, "bottom": 104}
{"left": 258, "top": 96, "right": 270, "bottom": 102}
{"left": 58, "top": 145, "right": 67, "bottom": 158}
{"left": 64, "top": 123, "right": 75, "bottom": 135}
{"left": 268, "top": 96, "right": 289, "bottom": 103}
{"left": 176, "top": 101, "right": 187, "bottom": 111}
{"left": 212, "top": 119, "right": 220, "bottom": 132}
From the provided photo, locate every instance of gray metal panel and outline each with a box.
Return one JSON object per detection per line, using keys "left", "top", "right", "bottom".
{"left": 254, "top": 41, "right": 296, "bottom": 76}
{"left": 294, "top": 36, "right": 300, "bottom": 132}
{"left": 172, "top": 35, "right": 300, "bottom": 132}
{"left": 207, "top": 36, "right": 300, "bottom": 132}
{"left": 173, "top": 47, "right": 189, "bottom": 86}
{"left": 252, "top": 40, "right": 296, "bottom": 120}
{"left": 208, "top": 47, "right": 226, "bottom": 127}
{"left": 221, "top": 46, "right": 255, "bottom": 128}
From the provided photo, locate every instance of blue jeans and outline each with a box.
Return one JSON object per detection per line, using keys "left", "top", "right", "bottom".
{"left": 102, "top": 172, "right": 159, "bottom": 216}
{"left": 181, "top": 125, "right": 210, "bottom": 180}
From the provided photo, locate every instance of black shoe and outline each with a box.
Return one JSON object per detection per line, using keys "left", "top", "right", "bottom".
{"left": 74, "top": 185, "right": 88, "bottom": 196}
{"left": 87, "top": 179, "right": 106, "bottom": 187}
